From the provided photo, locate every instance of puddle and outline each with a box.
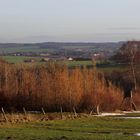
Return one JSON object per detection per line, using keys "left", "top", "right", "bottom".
{"left": 85, "top": 132, "right": 123, "bottom": 135}
{"left": 85, "top": 131, "right": 140, "bottom": 137}
{"left": 116, "top": 117, "right": 140, "bottom": 119}
{"left": 133, "top": 133, "right": 140, "bottom": 136}
{"left": 48, "top": 127, "right": 140, "bottom": 137}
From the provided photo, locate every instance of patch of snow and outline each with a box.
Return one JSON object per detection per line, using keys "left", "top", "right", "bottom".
{"left": 119, "top": 117, "right": 140, "bottom": 119}
{"left": 134, "top": 133, "right": 140, "bottom": 136}
{"left": 95, "top": 113, "right": 124, "bottom": 116}
{"left": 123, "top": 111, "right": 140, "bottom": 114}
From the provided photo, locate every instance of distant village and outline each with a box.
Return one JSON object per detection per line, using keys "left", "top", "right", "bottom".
{"left": 8, "top": 51, "right": 105, "bottom": 63}
{"left": 0, "top": 42, "right": 122, "bottom": 63}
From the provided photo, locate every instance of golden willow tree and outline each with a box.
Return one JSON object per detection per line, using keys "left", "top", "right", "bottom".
{"left": 0, "top": 60, "right": 123, "bottom": 112}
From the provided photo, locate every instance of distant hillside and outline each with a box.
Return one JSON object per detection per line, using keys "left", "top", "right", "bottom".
{"left": 0, "top": 42, "right": 124, "bottom": 58}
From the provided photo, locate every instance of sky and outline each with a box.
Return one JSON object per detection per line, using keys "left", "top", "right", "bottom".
{"left": 0, "top": 0, "right": 140, "bottom": 43}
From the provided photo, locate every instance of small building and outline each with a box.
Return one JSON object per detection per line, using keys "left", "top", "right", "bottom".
{"left": 40, "top": 53, "right": 50, "bottom": 57}
{"left": 14, "top": 53, "right": 22, "bottom": 56}
{"left": 68, "top": 57, "right": 73, "bottom": 61}
{"left": 41, "top": 58, "right": 50, "bottom": 62}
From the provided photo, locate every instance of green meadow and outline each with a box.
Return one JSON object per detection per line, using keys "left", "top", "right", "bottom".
{"left": 0, "top": 55, "right": 126, "bottom": 70}
{"left": 0, "top": 116, "right": 140, "bottom": 140}
{"left": 0, "top": 56, "right": 41, "bottom": 63}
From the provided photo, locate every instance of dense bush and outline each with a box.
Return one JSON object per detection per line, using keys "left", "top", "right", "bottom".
{"left": 0, "top": 60, "right": 123, "bottom": 112}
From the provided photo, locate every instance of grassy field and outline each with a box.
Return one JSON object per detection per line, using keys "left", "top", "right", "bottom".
{"left": 0, "top": 56, "right": 121, "bottom": 66}
{"left": 0, "top": 56, "right": 95, "bottom": 68}
{"left": 57, "top": 60, "right": 93, "bottom": 67}
{"left": 0, "top": 116, "right": 140, "bottom": 140}
{"left": 0, "top": 56, "right": 42, "bottom": 63}
{"left": 0, "top": 56, "right": 129, "bottom": 74}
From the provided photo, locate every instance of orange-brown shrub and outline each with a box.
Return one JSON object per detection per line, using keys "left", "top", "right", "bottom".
{"left": 0, "top": 60, "right": 123, "bottom": 112}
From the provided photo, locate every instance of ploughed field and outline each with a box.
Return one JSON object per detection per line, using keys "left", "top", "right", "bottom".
{"left": 0, "top": 113, "right": 140, "bottom": 140}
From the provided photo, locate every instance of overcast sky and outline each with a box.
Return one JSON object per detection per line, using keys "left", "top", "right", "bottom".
{"left": 0, "top": 0, "right": 140, "bottom": 42}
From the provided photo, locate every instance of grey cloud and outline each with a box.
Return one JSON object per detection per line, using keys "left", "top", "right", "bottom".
{"left": 109, "top": 27, "right": 140, "bottom": 31}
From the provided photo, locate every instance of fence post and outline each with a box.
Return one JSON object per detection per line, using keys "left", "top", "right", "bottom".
{"left": 23, "top": 107, "right": 27, "bottom": 116}
{"left": 1, "top": 107, "right": 8, "bottom": 122}
{"left": 96, "top": 105, "right": 100, "bottom": 115}
{"left": 60, "top": 106, "right": 63, "bottom": 119}
{"left": 41, "top": 107, "right": 46, "bottom": 115}
{"left": 73, "top": 107, "right": 77, "bottom": 117}
{"left": 89, "top": 107, "right": 95, "bottom": 116}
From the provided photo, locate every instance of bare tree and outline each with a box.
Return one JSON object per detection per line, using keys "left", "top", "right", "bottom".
{"left": 119, "top": 41, "right": 138, "bottom": 110}
{"left": 122, "top": 42, "right": 138, "bottom": 91}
